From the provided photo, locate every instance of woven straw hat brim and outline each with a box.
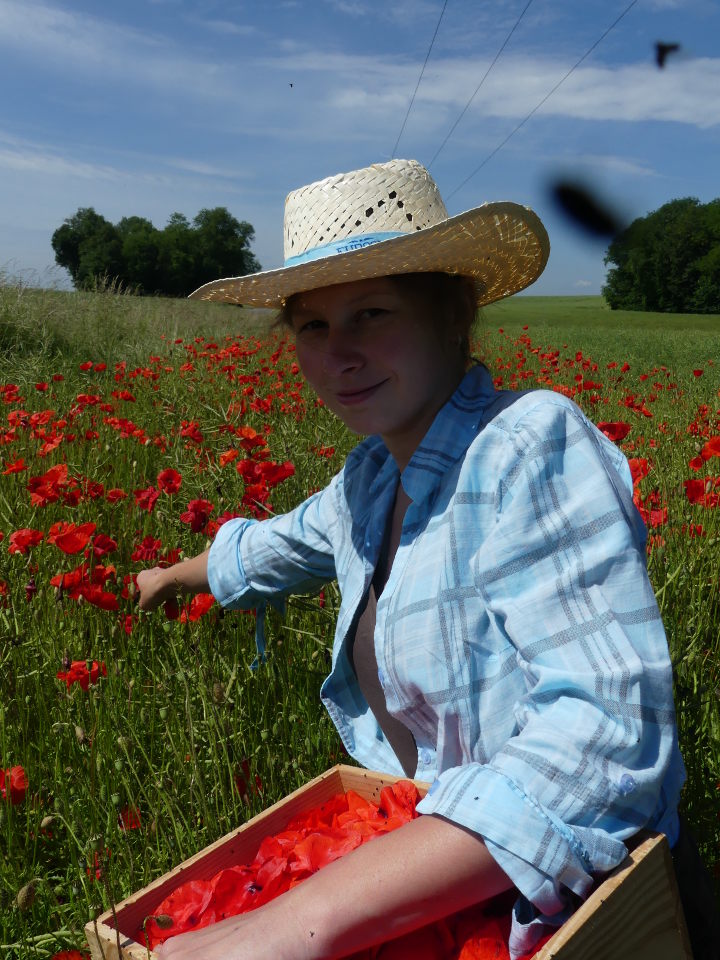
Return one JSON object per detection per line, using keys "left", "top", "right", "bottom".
{"left": 188, "top": 201, "right": 549, "bottom": 309}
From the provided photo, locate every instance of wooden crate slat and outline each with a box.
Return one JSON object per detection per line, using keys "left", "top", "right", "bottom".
{"left": 533, "top": 833, "right": 691, "bottom": 960}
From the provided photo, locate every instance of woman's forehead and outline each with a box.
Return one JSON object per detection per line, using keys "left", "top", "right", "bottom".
{"left": 291, "top": 276, "right": 403, "bottom": 312}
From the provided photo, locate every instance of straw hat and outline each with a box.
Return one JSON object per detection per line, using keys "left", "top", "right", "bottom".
{"left": 188, "top": 159, "right": 550, "bottom": 308}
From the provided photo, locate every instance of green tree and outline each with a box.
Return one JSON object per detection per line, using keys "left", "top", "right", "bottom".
{"left": 51, "top": 208, "right": 123, "bottom": 290}
{"left": 190, "top": 207, "right": 261, "bottom": 292}
{"left": 603, "top": 197, "right": 720, "bottom": 313}
{"left": 51, "top": 207, "right": 261, "bottom": 297}
{"left": 116, "top": 216, "right": 161, "bottom": 293}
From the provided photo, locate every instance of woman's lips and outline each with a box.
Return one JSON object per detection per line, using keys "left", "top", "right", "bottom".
{"left": 335, "top": 380, "right": 387, "bottom": 405}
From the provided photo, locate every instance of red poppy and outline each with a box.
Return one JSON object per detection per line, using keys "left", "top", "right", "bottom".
{"left": 134, "top": 486, "right": 160, "bottom": 513}
{"left": 596, "top": 421, "right": 632, "bottom": 443}
{"left": 56, "top": 660, "right": 107, "bottom": 691}
{"left": 179, "top": 499, "right": 214, "bottom": 533}
{"left": 700, "top": 436, "right": 720, "bottom": 461}
{"left": 683, "top": 477, "right": 720, "bottom": 508}
{"left": 90, "top": 533, "right": 118, "bottom": 559}
{"left": 131, "top": 535, "right": 162, "bottom": 562}
{"left": 179, "top": 593, "right": 215, "bottom": 622}
{"left": 3, "top": 458, "right": 28, "bottom": 474}
{"left": 50, "top": 951, "right": 90, "bottom": 960}
{"left": 119, "top": 806, "right": 142, "bottom": 830}
{"left": 0, "top": 765, "right": 28, "bottom": 804}
{"left": 106, "top": 488, "right": 128, "bottom": 503}
{"left": 157, "top": 468, "right": 182, "bottom": 494}
{"left": 219, "top": 449, "right": 240, "bottom": 467}
{"left": 47, "top": 521, "right": 97, "bottom": 555}
{"left": 8, "top": 528, "right": 44, "bottom": 554}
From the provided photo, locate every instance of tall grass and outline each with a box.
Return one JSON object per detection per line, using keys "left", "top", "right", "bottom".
{"left": 0, "top": 277, "right": 718, "bottom": 957}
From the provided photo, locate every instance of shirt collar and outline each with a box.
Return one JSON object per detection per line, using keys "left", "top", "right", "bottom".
{"left": 400, "top": 364, "right": 498, "bottom": 503}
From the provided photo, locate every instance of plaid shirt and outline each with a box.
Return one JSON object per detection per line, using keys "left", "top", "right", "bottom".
{"left": 208, "top": 364, "right": 684, "bottom": 953}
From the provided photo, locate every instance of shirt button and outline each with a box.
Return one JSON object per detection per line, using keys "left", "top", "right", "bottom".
{"left": 420, "top": 748, "right": 432, "bottom": 766}
{"left": 618, "top": 773, "right": 636, "bottom": 796}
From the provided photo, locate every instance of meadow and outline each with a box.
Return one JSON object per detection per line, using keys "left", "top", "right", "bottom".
{"left": 1, "top": 277, "right": 719, "bottom": 958}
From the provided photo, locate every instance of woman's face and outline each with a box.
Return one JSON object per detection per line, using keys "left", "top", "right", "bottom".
{"left": 289, "top": 276, "right": 466, "bottom": 469}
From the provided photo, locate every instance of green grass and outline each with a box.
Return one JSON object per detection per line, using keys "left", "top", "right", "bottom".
{"left": 0, "top": 278, "right": 718, "bottom": 957}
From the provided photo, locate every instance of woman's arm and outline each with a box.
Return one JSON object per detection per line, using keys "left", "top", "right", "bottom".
{"left": 136, "top": 549, "right": 210, "bottom": 611}
{"left": 156, "top": 812, "right": 512, "bottom": 960}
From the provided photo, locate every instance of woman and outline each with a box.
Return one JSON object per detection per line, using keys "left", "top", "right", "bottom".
{"left": 136, "top": 159, "right": 687, "bottom": 960}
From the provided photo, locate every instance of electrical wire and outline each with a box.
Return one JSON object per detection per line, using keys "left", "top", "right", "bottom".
{"left": 428, "top": 0, "right": 535, "bottom": 169}
{"left": 391, "top": 0, "right": 450, "bottom": 159}
{"left": 446, "top": 0, "right": 639, "bottom": 202}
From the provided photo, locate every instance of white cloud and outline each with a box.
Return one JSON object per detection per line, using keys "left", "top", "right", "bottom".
{"left": 574, "top": 279, "right": 594, "bottom": 288}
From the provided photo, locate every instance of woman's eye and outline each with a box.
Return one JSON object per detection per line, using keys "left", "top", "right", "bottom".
{"left": 357, "top": 308, "right": 387, "bottom": 322}
{"left": 295, "top": 318, "right": 325, "bottom": 336}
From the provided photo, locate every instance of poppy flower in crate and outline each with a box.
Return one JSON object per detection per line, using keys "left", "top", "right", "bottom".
{"left": 0, "top": 765, "right": 28, "bottom": 804}
{"left": 47, "top": 521, "right": 97, "bottom": 555}
{"left": 8, "top": 528, "right": 44, "bottom": 554}
{"left": 157, "top": 468, "right": 182, "bottom": 494}
{"left": 56, "top": 660, "right": 107, "bottom": 692}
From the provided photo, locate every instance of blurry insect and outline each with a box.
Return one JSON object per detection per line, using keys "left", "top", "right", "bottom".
{"left": 289, "top": 82, "right": 294, "bottom": 88}
{"left": 548, "top": 180, "right": 625, "bottom": 239}
{"left": 655, "top": 42, "right": 681, "bottom": 69}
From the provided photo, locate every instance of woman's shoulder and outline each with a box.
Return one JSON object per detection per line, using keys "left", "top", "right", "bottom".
{"left": 484, "top": 386, "right": 605, "bottom": 445}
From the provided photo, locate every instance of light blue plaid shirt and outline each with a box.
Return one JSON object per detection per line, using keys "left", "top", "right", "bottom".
{"left": 208, "top": 364, "right": 684, "bottom": 955}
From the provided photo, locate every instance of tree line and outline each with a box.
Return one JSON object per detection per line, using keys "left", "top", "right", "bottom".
{"left": 603, "top": 197, "right": 720, "bottom": 314}
{"left": 51, "top": 207, "right": 260, "bottom": 297}
{"left": 51, "top": 196, "right": 719, "bottom": 311}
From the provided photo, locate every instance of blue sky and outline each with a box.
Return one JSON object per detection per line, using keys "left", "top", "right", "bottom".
{"left": 1, "top": 0, "right": 718, "bottom": 295}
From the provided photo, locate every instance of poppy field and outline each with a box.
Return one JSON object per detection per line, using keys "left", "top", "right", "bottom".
{"left": 1, "top": 280, "right": 719, "bottom": 958}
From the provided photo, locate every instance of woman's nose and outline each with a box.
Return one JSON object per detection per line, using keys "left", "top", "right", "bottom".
{"left": 321, "top": 332, "right": 364, "bottom": 375}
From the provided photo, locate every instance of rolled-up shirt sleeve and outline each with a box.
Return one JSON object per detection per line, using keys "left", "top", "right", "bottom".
{"left": 207, "top": 473, "right": 342, "bottom": 609}
{"left": 416, "top": 397, "right": 683, "bottom": 920}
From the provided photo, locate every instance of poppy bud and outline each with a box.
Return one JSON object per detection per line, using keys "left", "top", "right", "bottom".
{"left": 75, "top": 725, "right": 87, "bottom": 745}
{"left": 212, "top": 681, "right": 225, "bottom": 704}
{"left": 154, "top": 914, "right": 174, "bottom": 929}
{"left": 16, "top": 881, "right": 36, "bottom": 911}
{"left": 40, "top": 815, "right": 55, "bottom": 830}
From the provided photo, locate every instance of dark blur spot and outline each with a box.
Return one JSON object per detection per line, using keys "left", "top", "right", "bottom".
{"left": 655, "top": 42, "right": 681, "bottom": 68}
{"left": 549, "top": 180, "right": 624, "bottom": 239}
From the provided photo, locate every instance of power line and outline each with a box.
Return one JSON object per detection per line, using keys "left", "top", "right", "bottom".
{"left": 446, "top": 0, "right": 639, "bottom": 202}
{"left": 428, "top": 0, "right": 536, "bottom": 169}
{"left": 391, "top": 0, "right": 450, "bottom": 159}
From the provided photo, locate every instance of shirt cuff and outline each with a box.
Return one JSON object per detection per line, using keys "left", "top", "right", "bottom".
{"left": 207, "top": 517, "right": 257, "bottom": 608}
{"left": 416, "top": 763, "right": 626, "bottom": 916}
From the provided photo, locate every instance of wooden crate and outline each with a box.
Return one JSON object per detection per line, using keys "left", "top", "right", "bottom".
{"left": 85, "top": 764, "right": 692, "bottom": 960}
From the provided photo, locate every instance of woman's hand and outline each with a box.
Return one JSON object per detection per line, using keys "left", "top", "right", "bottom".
{"left": 155, "top": 898, "right": 308, "bottom": 960}
{"left": 136, "top": 567, "right": 176, "bottom": 612}
{"left": 136, "top": 549, "right": 212, "bottom": 612}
